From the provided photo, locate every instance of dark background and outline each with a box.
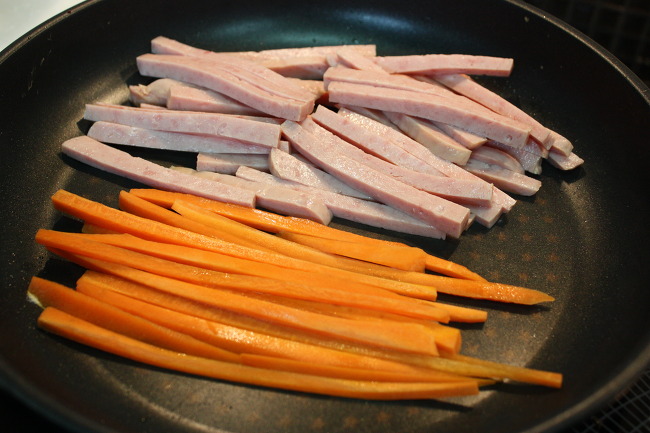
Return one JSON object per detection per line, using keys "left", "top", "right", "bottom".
{"left": 1, "top": 0, "right": 648, "bottom": 432}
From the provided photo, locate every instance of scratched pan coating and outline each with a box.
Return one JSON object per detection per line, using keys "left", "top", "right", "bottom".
{"left": 0, "top": 0, "right": 649, "bottom": 432}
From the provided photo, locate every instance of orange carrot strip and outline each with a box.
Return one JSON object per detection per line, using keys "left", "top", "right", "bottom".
{"left": 239, "top": 353, "right": 475, "bottom": 384}
{"left": 37, "top": 308, "right": 480, "bottom": 400}
{"left": 27, "top": 277, "right": 238, "bottom": 362}
{"left": 75, "top": 269, "right": 442, "bottom": 367}
{"left": 119, "top": 191, "right": 438, "bottom": 299}
{"left": 36, "top": 229, "right": 448, "bottom": 322}
{"left": 277, "top": 231, "right": 427, "bottom": 272}
{"left": 38, "top": 241, "right": 439, "bottom": 355}
{"left": 128, "top": 188, "right": 486, "bottom": 280}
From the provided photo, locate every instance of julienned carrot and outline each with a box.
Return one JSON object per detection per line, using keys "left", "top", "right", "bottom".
{"left": 27, "top": 276, "right": 239, "bottom": 363}
{"left": 37, "top": 308, "right": 480, "bottom": 400}
{"left": 40, "top": 242, "right": 440, "bottom": 356}
{"left": 76, "top": 269, "right": 448, "bottom": 365}
{"left": 118, "top": 191, "right": 439, "bottom": 300}
{"left": 277, "top": 231, "right": 427, "bottom": 272}
{"left": 35, "top": 229, "right": 449, "bottom": 322}
{"left": 129, "top": 188, "right": 486, "bottom": 281}
{"left": 77, "top": 276, "right": 445, "bottom": 374}
{"left": 239, "top": 353, "right": 476, "bottom": 384}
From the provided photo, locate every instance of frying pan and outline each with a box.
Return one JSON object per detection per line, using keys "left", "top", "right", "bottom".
{"left": 1, "top": 0, "right": 649, "bottom": 432}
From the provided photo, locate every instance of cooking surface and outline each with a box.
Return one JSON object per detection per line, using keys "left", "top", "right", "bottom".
{"left": 0, "top": 1, "right": 648, "bottom": 432}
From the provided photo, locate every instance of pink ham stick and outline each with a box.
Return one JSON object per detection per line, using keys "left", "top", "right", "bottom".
{"left": 469, "top": 145, "right": 525, "bottom": 174}
{"left": 61, "top": 136, "right": 256, "bottom": 207}
{"left": 428, "top": 121, "right": 487, "bottom": 149}
{"left": 547, "top": 149, "right": 584, "bottom": 171}
{"left": 87, "top": 121, "right": 274, "bottom": 154}
{"left": 268, "top": 148, "right": 374, "bottom": 201}
{"left": 84, "top": 103, "right": 281, "bottom": 148}
{"left": 166, "top": 85, "right": 267, "bottom": 116}
{"left": 129, "top": 78, "right": 180, "bottom": 106}
{"left": 235, "top": 166, "right": 446, "bottom": 239}
{"left": 136, "top": 54, "right": 313, "bottom": 121}
{"left": 327, "top": 81, "right": 531, "bottom": 148}
{"left": 488, "top": 140, "right": 545, "bottom": 175}
{"left": 463, "top": 160, "right": 542, "bottom": 196}
{"left": 434, "top": 74, "right": 551, "bottom": 145}
{"left": 196, "top": 153, "right": 270, "bottom": 175}
{"left": 172, "top": 166, "right": 333, "bottom": 224}
{"left": 374, "top": 54, "right": 514, "bottom": 77}
{"left": 282, "top": 120, "right": 470, "bottom": 238}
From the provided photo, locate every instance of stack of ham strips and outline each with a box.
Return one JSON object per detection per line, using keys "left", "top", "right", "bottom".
{"left": 63, "top": 36, "right": 584, "bottom": 240}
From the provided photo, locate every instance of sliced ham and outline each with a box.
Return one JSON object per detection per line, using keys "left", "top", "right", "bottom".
{"left": 382, "top": 111, "right": 472, "bottom": 165}
{"left": 374, "top": 54, "right": 514, "bottom": 77}
{"left": 268, "top": 148, "right": 372, "bottom": 200}
{"left": 469, "top": 145, "right": 525, "bottom": 174}
{"left": 196, "top": 153, "right": 270, "bottom": 175}
{"left": 173, "top": 166, "right": 332, "bottom": 224}
{"left": 136, "top": 54, "right": 314, "bottom": 121}
{"left": 87, "top": 121, "right": 274, "bottom": 154}
{"left": 327, "top": 81, "right": 531, "bottom": 148}
{"left": 464, "top": 160, "right": 542, "bottom": 196}
{"left": 487, "top": 140, "right": 545, "bottom": 175}
{"left": 433, "top": 74, "right": 551, "bottom": 145}
{"left": 282, "top": 120, "right": 470, "bottom": 238}
{"left": 545, "top": 130, "right": 574, "bottom": 156}
{"left": 235, "top": 166, "right": 446, "bottom": 239}
{"left": 336, "top": 105, "right": 399, "bottom": 130}
{"left": 129, "top": 78, "right": 181, "bottom": 106}
{"left": 547, "top": 149, "right": 584, "bottom": 171}
{"left": 84, "top": 103, "right": 281, "bottom": 148}
{"left": 428, "top": 121, "right": 487, "bottom": 149}
{"left": 167, "top": 84, "right": 267, "bottom": 116}
{"left": 328, "top": 49, "right": 387, "bottom": 72}
{"left": 61, "top": 136, "right": 256, "bottom": 207}
{"left": 306, "top": 110, "right": 492, "bottom": 206}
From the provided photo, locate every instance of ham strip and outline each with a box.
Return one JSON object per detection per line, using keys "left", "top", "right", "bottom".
{"left": 464, "top": 160, "right": 542, "bottom": 196}
{"left": 547, "top": 149, "right": 584, "bottom": 171}
{"left": 87, "top": 121, "right": 274, "bottom": 154}
{"left": 173, "top": 167, "right": 332, "bottom": 224}
{"left": 382, "top": 111, "right": 472, "bottom": 165}
{"left": 84, "top": 103, "right": 281, "bottom": 148}
{"left": 268, "top": 148, "right": 373, "bottom": 200}
{"left": 469, "top": 145, "right": 525, "bottom": 174}
{"left": 167, "top": 84, "right": 267, "bottom": 116}
{"left": 236, "top": 166, "right": 446, "bottom": 239}
{"left": 136, "top": 54, "right": 313, "bottom": 120}
{"left": 374, "top": 54, "right": 514, "bottom": 76}
{"left": 306, "top": 110, "right": 492, "bottom": 206}
{"left": 129, "top": 78, "right": 180, "bottom": 106}
{"left": 428, "top": 121, "right": 487, "bottom": 149}
{"left": 61, "top": 136, "right": 256, "bottom": 207}
{"left": 433, "top": 74, "right": 551, "bottom": 145}
{"left": 327, "top": 81, "right": 531, "bottom": 148}
{"left": 196, "top": 153, "right": 270, "bottom": 175}
{"left": 282, "top": 120, "right": 470, "bottom": 238}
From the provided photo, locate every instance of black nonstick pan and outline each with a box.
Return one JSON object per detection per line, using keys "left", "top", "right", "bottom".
{"left": 1, "top": 0, "right": 649, "bottom": 432}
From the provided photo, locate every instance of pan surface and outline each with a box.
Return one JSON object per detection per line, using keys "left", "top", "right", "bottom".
{"left": 1, "top": 0, "right": 649, "bottom": 432}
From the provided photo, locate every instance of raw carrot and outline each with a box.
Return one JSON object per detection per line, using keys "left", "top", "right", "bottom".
{"left": 75, "top": 269, "right": 445, "bottom": 366}
{"left": 27, "top": 276, "right": 239, "bottom": 362}
{"left": 35, "top": 229, "right": 448, "bottom": 322}
{"left": 129, "top": 188, "right": 486, "bottom": 280}
{"left": 37, "top": 308, "right": 480, "bottom": 400}
{"left": 277, "top": 230, "right": 427, "bottom": 272}
{"left": 39, "top": 242, "right": 440, "bottom": 355}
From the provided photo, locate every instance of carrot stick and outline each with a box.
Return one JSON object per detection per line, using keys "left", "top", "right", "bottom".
{"left": 277, "top": 231, "right": 427, "bottom": 272}
{"left": 75, "top": 269, "right": 445, "bottom": 366}
{"left": 37, "top": 308, "right": 480, "bottom": 400}
{"left": 118, "top": 191, "right": 439, "bottom": 299}
{"left": 38, "top": 240, "right": 439, "bottom": 355}
{"left": 35, "top": 229, "right": 448, "bottom": 322}
{"left": 27, "top": 276, "right": 239, "bottom": 362}
{"left": 129, "top": 188, "right": 486, "bottom": 280}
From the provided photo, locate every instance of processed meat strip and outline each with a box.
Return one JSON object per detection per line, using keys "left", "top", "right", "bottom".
{"left": 336, "top": 108, "right": 512, "bottom": 223}
{"left": 328, "top": 48, "right": 387, "bottom": 72}
{"left": 172, "top": 166, "right": 333, "bottom": 224}
{"left": 167, "top": 85, "right": 267, "bottom": 116}
{"left": 374, "top": 54, "right": 514, "bottom": 77}
{"left": 327, "top": 81, "right": 531, "bottom": 148}
{"left": 487, "top": 141, "right": 545, "bottom": 175}
{"left": 547, "top": 149, "right": 584, "bottom": 171}
{"left": 87, "top": 122, "right": 274, "bottom": 154}
{"left": 433, "top": 74, "right": 551, "bottom": 145}
{"left": 235, "top": 166, "right": 446, "bottom": 239}
{"left": 136, "top": 54, "right": 313, "bottom": 121}
{"left": 469, "top": 146, "right": 525, "bottom": 174}
{"left": 544, "top": 130, "right": 574, "bottom": 157}
{"left": 150, "top": 36, "right": 314, "bottom": 103}
{"left": 84, "top": 103, "right": 281, "bottom": 148}
{"left": 129, "top": 78, "right": 181, "bottom": 106}
{"left": 306, "top": 110, "right": 492, "bottom": 207}
{"left": 196, "top": 153, "right": 270, "bottom": 175}
{"left": 429, "top": 121, "right": 487, "bottom": 149}
{"left": 268, "top": 148, "right": 373, "bottom": 200}
{"left": 282, "top": 120, "right": 470, "bottom": 238}
{"left": 463, "top": 160, "right": 542, "bottom": 196}
{"left": 61, "top": 136, "right": 256, "bottom": 207}
{"left": 382, "top": 111, "right": 472, "bottom": 165}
